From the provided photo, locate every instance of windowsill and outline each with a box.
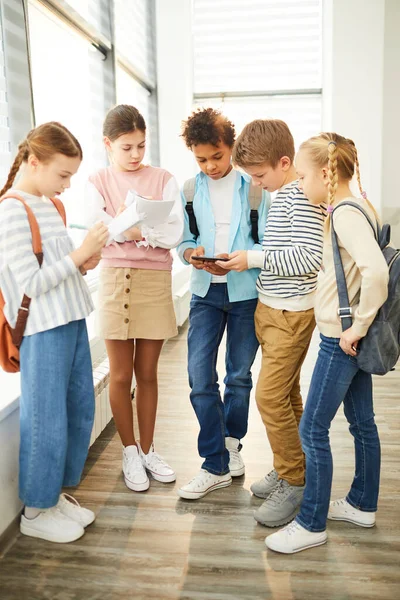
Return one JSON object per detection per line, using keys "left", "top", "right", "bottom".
{"left": 0, "top": 371, "right": 21, "bottom": 424}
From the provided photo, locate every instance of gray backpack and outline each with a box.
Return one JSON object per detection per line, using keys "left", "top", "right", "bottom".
{"left": 183, "top": 177, "right": 264, "bottom": 244}
{"left": 331, "top": 201, "right": 400, "bottom": 375}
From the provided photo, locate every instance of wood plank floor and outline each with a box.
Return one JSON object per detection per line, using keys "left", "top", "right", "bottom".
{"left": 0, "top": 324, "right": 399, "bottom": 600}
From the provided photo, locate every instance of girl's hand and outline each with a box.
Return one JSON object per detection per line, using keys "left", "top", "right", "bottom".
{"left": 80, "top": 252, "right": 102, "bottom": 273}
{"left": 116, "top": 204, "right": 126, "bottom": 216}
{"left": 124, "top": 226, "right": 143, "bottom": 242}
{"left": 203, "top": 253, "right": 230, "bottom": 276}
{"left": 217, "top": 250, "right": 248, "bottom": 272}
{"left": 185, "top": 246, "right": 206, "bottom": 270}
{"left": 339, "top": 327, "right": 362, "bottom": 357}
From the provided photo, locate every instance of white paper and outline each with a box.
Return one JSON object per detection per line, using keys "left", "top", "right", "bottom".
{"left": 106, "top": 191, "right": 175, "bottom": 245}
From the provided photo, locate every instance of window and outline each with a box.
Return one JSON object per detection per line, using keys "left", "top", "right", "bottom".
{"left": 0, "top": 14, "right": 10, "bottom": 182}
{"left": 193, "top": 0, "right": 323, "bottom": 144}
{"left": 114, "top": 0, "right": 159, "bottom": 165}
{"left": 27, "top": 0, "right": 110, "bottom": 222}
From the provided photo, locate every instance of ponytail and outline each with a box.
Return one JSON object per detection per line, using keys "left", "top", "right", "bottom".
{"left": 0, "top": 122, "right": 82, "bottom": 198}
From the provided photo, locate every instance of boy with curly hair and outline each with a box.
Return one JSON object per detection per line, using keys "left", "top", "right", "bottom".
{"left": 177, "top": 108, "right": 270, "bottom": 500}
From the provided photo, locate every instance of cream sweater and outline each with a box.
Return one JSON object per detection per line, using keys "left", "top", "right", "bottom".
{"left": 316, "top": 197, "right": 389, "bottom": 338}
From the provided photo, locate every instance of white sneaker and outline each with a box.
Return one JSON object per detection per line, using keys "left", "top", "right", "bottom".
{"left": 138, "top": 442, "right": 176, "bottom": 483}
{"left": 123, "top": 445, "right": 150, "bottom": 492}
{"left": 57, "top": 493, "right": 95, "bottom": 528}
{"left": 225, "top": 437, "right": 245, "bottom": 477}
{"left": 328, "top": 498, "right": 376, "bottom": 527}
{"left": 265, "top": 520, "right": 327, "bottom": 554}
{"left": 20, "top": 506, "right": 85, "bottom": 543}
{"left": 178, "top": 469, "right": 232, "bottom": 500}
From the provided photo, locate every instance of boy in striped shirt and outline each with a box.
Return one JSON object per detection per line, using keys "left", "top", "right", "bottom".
{"left": 219, "top": 119, "right": 324, "bottom": 528}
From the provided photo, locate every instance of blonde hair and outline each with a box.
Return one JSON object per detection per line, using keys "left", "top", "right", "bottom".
{"left": 299, "top": 132, "right": 378, "bottom": 221}
{"left": 232, "top": 119, "right": 295, "bottom": 168}
{"left": 0, "top": 122, "right": 82, "bottom": 197}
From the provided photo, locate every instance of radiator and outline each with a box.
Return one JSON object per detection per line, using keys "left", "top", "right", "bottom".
{"left": 90, "top": 355, "right": 113, "bottom": 447}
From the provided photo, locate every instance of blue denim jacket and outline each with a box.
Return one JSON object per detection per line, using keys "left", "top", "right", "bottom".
{"left": 177, "top": 170, "right": 270, "bottom": 302}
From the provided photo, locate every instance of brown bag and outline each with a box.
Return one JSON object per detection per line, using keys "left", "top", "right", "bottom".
{"left": 0, "top": 193, "right": 66, "bottom": 373}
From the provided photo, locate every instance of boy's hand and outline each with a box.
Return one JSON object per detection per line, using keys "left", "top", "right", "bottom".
{"left": 217, "top": 250, "right": 248, "bottom": 272}
{"left": 203, "top": 253, "right": 229, "bottom": 276}
{"left": 184, "top": 246, "right": 206, "bottom": 270}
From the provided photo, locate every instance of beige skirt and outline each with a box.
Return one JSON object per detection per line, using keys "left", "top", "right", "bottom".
{"left": 97, "top": 267, "right": 178, "bottom": 340}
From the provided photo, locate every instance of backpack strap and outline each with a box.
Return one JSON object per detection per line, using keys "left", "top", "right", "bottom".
{"left": 248, "top": 184, "right": 263, "bottom": 244}
{"left": 183, "top": 177, "right": 200, "bottom": 238}
{"left": 331, "top": 201, "right": 382, "bottom": 332}
{"left": 50, "top": 196, "right": 67, "bottom": 225}
{"left": 1, "top": 192, "right": 43, "bottom": 265}
{"left": 0, "top": 192, "right": 66, "bottom": 347}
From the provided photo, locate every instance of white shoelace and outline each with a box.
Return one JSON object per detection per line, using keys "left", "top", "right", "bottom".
{"left": 145, "top": 450, "right": 171, "bottom": 471}
{"left": 125, "top": 454, "right": 145, "bottom": 478}
{"left": 283, "top": 520, "right": 301, "bottom": 536}
{"left": 331, "top": 498, "right": 347, "bottom": 509}
{"left": 188, "top": 471, "right": 212, "bottom": 490}
{"left": 228, "top": 448, "right": 242, "bottom": 467}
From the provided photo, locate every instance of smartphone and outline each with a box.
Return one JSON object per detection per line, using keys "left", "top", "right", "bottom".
{"left": 192, "top": 256, "right": 230, "bottom": 263}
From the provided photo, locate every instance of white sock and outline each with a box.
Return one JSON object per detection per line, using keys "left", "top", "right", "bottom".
{"left": 24, "top": 506, "right": 43, "bottom": 520}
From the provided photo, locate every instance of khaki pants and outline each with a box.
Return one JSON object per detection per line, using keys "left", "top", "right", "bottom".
{"left": 254, "top": 302, "right": 316, "bottom": 486}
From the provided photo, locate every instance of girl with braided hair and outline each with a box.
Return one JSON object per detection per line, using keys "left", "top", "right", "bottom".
{"left": 0, "top": 122, "right": 109, "bottom": 543}
{"left": 265, "top": 133, "right": 389, "bottom": 554}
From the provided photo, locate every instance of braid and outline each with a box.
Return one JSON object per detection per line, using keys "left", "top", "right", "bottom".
{"left": 347, "top": 138, "right": 364, "bottom": 197}
{"left": 0, "top": 140, "right": 29, "bottom": 197}
{"left": 327, "top": 141, "right": 338, "bottom": 209}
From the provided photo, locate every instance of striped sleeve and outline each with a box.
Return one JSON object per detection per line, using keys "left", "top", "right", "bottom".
{"left": 0, "top": 199, "right": 77, "bottom": 298}
{"left": 262, "top": 198, "right": 324, "bottom": 276}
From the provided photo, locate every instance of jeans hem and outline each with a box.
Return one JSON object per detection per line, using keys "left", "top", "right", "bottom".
{"left": 21, "top": 495, "right": 60, "bottom": 510}
{"left": 346, "top": 495, "right": 377, "bottom": 513}
{"left": 201, "top": 465, "right": 230, "bottom": 477}
{"left": 295, "top": 515, "right": 326, "bottom": 533}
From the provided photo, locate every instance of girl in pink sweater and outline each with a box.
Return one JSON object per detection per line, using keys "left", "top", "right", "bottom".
{"left": 85, "top": 105, "right": 183, "bottom": 492}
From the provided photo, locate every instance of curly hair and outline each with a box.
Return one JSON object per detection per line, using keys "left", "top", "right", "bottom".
{"left": 181, "top": 108, "right": 235, "bottom": 149}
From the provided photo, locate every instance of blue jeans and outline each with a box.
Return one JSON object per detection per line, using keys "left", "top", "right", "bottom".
{"left": 188, "top": 284, "right": 259, "bottom": 475}
{"left": 19, "top": 320, "right": 95, "bottom": 508}
{"left": 296, "top": 334, "right": 381, "bottom": 532}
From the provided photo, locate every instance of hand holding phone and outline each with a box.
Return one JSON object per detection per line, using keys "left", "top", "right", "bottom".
{"left": 191, "top": 256, "right": 229, "bottom": 263}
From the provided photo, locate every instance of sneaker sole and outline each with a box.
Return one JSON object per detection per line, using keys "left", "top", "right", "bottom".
{"left": 147, "top": 470, "right": 176, "bottom": 483}
{"left": 327, "top": 514, "right": 375, "bottom": 528}
{"left": 124, "top": 476, "right": 150, "bottom": 492}
{"left": 266, "top": 536, "right": 327, "bottom": 554}
{"left": 20, "top": 523, "right": 84, "bottom": 543}
{"left": 178, "top": 478, "right": 232, "bottom": 500}
{"left": 254, "top": 507, "right": 300, "bottom": 528}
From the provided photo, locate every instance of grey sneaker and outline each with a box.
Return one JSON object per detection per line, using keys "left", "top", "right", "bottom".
{"left": 254, "top": 479, "right": 304, "bottom": 527}
{"left": 250, "top": 469, "right": 279, "bottom": 498}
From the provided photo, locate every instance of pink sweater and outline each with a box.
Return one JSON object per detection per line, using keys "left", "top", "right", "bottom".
{"left": 88, "top": 165, "right": 181, "bottom": 271}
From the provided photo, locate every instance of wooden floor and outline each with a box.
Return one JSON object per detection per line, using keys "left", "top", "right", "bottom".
{"left": 0, "top": 324, "right": 399, "bottom": 600}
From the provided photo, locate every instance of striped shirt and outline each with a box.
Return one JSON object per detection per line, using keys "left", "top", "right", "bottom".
{"left": 247, "top": 180, "right": 324, "bottom": 311}
{"left": 0, "top": 190, "right": 93, "bottom": 336}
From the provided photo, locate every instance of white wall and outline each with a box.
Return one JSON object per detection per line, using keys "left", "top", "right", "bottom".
{"left": 322, "top": 0, "right": 385, "bottom": 211}
{"left": 323, "top": 0, "right": 400, "bottom": 245}
{"left": 155, "top": 0, "right": 197, "bottom": 185}
{"left": 381, "top": 0, "right": 400, "bottom": 245}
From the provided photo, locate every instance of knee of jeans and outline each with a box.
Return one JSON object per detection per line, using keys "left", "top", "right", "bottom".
{"left": 349, "top": 416, "right": 379, "bottom": 440}
{"left": 299, "top": 416, "right": 328, "bottom": 452}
